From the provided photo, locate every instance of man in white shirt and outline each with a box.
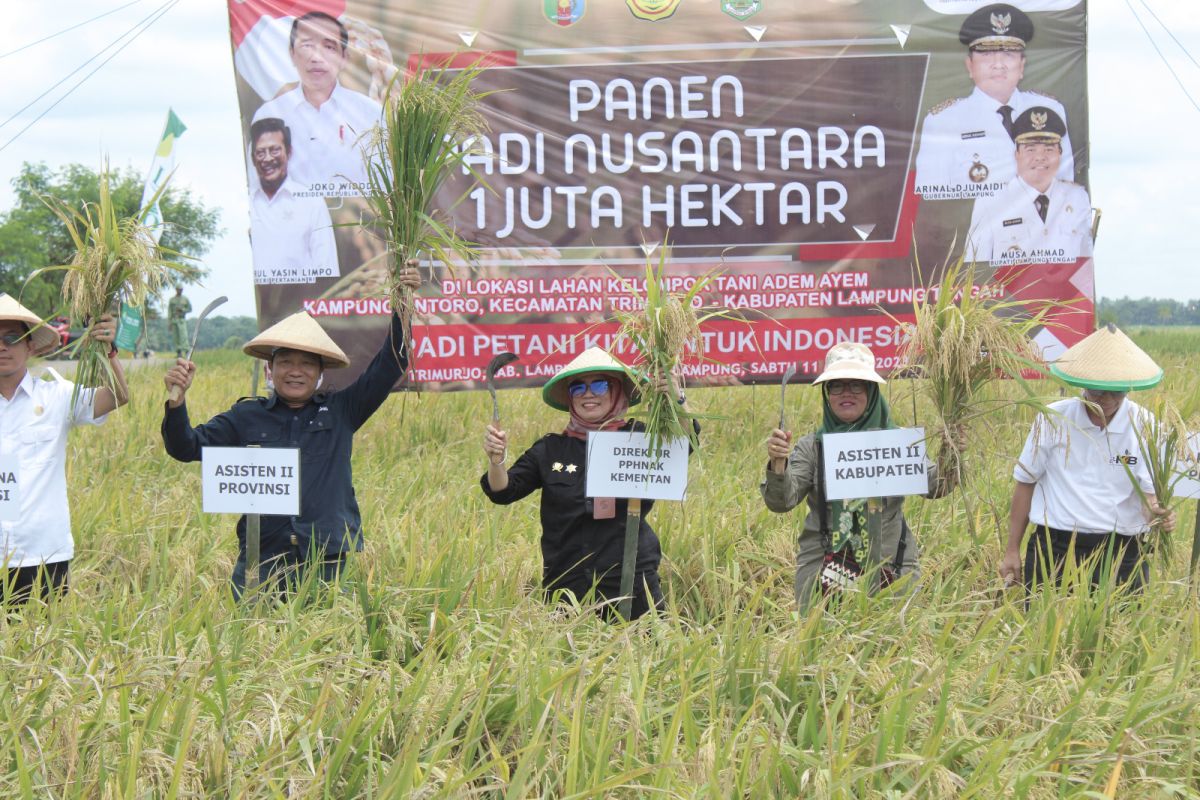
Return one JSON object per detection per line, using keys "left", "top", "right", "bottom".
{"left": 0, "top": 295, "right": 127, "bottom": 605}
{"left": 966, "top": 106, "right": 1092, "bottom": 265}
{"left": 1001, "top": 325, "right": 1174, "bottom": 594}
{"left": 249, "top": 117, "right": 340, "bottom": 285}
{"left": 251, "top": 11, "right": 382, "bottom": 196}
{"left": 914, "top": 3, "right": 1073, "bottom": 201}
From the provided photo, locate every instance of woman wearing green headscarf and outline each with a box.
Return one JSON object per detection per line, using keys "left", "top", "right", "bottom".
{"left": 760, "top": 342, "right": 958, "bottom": 608}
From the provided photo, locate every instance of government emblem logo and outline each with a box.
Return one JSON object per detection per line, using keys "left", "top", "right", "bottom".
{"left": 721, "top": 0, "right": 761, "bottom": 20}
{"left": 969, "top": 157, "right": 989, "bottom": 184}
{"left": 544, "top": 0, "right": 585, "bottom": 26}
{"left": 627, "top": 0, "right": 684, "bottom": 22}
{"left": 1031, "top": 111, "right": 1048, "bottom": 130}
{"left": 990, "top": 12, "right": 1011, "bottom": 35}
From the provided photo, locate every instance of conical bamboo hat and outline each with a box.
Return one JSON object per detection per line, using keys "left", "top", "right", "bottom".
{"left": 243, "top": 312, "right": 349, "bottom": 368}
{"left": 0, "top": 294, "right": 60, "bottom": 356}
{"left": 542, "top": 347, "right": 640, "bottom": 411}
{"left": 1049, "top": 324, "right": 1162, "bottom": 391}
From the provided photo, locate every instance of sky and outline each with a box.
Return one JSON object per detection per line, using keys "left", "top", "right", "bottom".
{"left": 0, "top": 0, "right": 1197, "bottom": 318}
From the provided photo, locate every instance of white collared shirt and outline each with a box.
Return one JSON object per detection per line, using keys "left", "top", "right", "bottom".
{"left": 0, "top": 371, "right": 107, "bottom": 567}
{"left": 250, "top": 177, "right": 340, "bottom": 285}
{"left": 252, "top": 82, "right": 382, "bottom": 195}
{"left": 1014, "top": 397, "right": 1154, "bottom": 535}
{"left": 915, "top": 87, "right": 1075, "bottom": 200}
{"left": 966, "top": 176, "right": 1093, "bottom": 264}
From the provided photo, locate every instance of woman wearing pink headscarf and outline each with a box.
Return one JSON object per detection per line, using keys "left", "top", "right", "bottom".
{"left": 481, "top": 347, "right": 688, "bottom": 620}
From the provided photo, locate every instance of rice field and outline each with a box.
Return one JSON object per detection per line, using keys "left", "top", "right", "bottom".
{"left": 3, "top": 329, "right": 1200, "bottom": 798}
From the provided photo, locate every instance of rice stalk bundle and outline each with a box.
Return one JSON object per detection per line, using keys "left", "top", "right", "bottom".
{"left": 897, "top": 254, "right": 1050, "bottom": 488}
{"left": 362, "top": 59, "right": 493, "bottom": 359}
{"left": 1124, "top": 397, "right": 1191, "bottom": 563}
{"left": 35, "top": 166, "right": 193, "bottom": 404}
{"left": 610, "top": 246, "right": 728, "bottom": 457}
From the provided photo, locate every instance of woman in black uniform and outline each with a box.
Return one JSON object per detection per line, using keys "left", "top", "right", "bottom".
{"left": 481, "top": 347, "right": 686, "bottom": 620}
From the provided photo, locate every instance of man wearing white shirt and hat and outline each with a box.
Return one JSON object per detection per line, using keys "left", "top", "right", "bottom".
{"left": 249, "top": 117, "right": 340, "bottom": 285}
{"left": 0, "top": 295, "right": 126, "bottom": 605}
{"left": 965, "top": 106, "right": 1092, "bottom": 265}
{"left": 914, "top": 3, "right": 1074, "bottom": 201}
{"left": 1001, "top": 325, "right": 1175, "bottom": 594}
{"left": 161, "top": 267, "right": 419, "bottom": 597}
{"left": 251, "top": 11, "right": 382, "bottom": 196}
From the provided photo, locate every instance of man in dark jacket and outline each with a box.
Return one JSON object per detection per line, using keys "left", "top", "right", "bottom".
{"left": 162, "top": 268, "right": 417, "bottom": 597}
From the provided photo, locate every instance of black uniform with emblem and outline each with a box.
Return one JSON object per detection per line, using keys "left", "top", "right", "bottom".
{"left": 480, "top": 347, "right": 695, "bottom": 620}
{"left": 481, "top": 421, "right": 665, "bottom": 611}
{"left": 162, "top": 312, "right": 407, "bottom": 595}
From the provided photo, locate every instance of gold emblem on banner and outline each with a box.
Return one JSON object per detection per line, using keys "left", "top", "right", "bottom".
{"left": 991, "top": 12, "right": 1011, "bottom": 35}
{"left": 565, "top": 464, "right": 578, "bottom": 473}
{"left": 552, "top": 462, "right": 563, "bottom": 472}
{"left": 626, "top": 0, "right": 683, "bottom": 22}
{"left": 969, "top": 158, "right": 989, "bottom": 183}
{"left": 1031, "top": 111, "right": 1048, "bottom": 130}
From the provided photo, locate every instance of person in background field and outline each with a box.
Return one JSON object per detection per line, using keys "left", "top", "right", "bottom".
{"left": 248, "top": 117, "right": 340, "bottom": 285}
{"left": 160, "top": 266, "right": 419, "bottom": 598}
{"left": 480, "top": 347, "right": 693, "bottom": 621}
{"left": 966, "top": 106, "right": 1092, "bottom": 265}
{"left": 914, "top": 3, "right": 1073, "bottom": 200}
{"left": 251, "top": 11, "right": 383, "bottom": 194}
{"left": 0, "top": 294, "right": 127, "bottom": 605}
{"left": 1001, "top": 324, "right": 1175, "bottom": 595}
{"left": 168, "top": 287, "right": 191, "bottom": 358}
{"left": 761, "top": 342, "right": 959, "bottom": 609}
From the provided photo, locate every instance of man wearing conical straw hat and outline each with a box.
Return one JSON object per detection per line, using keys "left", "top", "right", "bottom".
{"left": 1001, "top": 324, "right": 1175, "bottom": 594}
{"left": 0, "top": 294, "right": 127, "bottom": 605}
{"left": 161, "top": 268, "right": 419, "bottom": 598}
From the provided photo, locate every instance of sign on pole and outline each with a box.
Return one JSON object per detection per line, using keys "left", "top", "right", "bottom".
{"left": 586, "top": 432, "right": 688, "bottom": 502}
{"left": 0, "top": 459, "right": 19, "bottom": 522}
{"left": 202, "top": 447, "right": 300, "bottom": 515}
{"left": 822, "top": 428, "right": 928, "bottom": 501}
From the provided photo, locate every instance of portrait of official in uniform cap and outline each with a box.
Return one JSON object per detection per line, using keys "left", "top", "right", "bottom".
{"left": 914, "top": 3, "right": 1075, "bottom": 201}
{"left": 965, "top": 105, "right": 1092, "bottom": 265}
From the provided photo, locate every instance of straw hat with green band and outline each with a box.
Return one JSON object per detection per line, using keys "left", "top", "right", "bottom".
{"left": 243, "top": 311, "right": 350, "bottom": 369}
{"left": 542, "top": 347, "right": 640, "bottom": 411}
{"left": 1049, "top": 323, "right": 1162, "bottom": 391}
{"left": 0, "top": 293, "right": 60, "bottom": 356}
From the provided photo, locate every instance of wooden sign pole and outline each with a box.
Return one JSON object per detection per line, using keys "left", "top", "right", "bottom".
{"left": 618, "top": 498, "right": 643, "bottom": 620}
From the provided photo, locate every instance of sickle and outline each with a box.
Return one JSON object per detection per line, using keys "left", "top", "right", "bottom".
{"left": 486, "top": 352, "right": 519, "bottom": 424}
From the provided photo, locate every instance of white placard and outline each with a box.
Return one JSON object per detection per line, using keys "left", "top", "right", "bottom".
{"left": 1176, "top": 433, "right": 1200, "bottom": 501}
{"left": 585, "top": 431, "right": 689, "bottom": 502}
{"left": 0, "top": 458, "right": 18, "bottom": 522}
{"left": 822, "top": 427, "right": 929, "bottom": 501}
{"left": 202, "top": 447, "right": 300, "bottom": 515}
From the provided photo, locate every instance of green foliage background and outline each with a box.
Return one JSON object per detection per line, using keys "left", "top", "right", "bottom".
{"left": 0, "top": 162, "right": 222, "bottom": 315}
{"left": 2, "top": 329, "right": 1200, "bottom": 797}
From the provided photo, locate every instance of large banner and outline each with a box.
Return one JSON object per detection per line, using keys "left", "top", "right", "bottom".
{"left": 227, "top": 0, "right": 1093, "bottom": 389}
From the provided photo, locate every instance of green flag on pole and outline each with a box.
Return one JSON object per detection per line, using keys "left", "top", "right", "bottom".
{"left": 117, "top": 110, "right": 186, "bottom": 353}
{"left": 141, "top": 108, "right": 186, "bottom": 242}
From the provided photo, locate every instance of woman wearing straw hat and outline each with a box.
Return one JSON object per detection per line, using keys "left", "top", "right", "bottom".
{"left": 480, "top": 347, "right": 689, "bottom": 621}
{"left": 761, "top": 342, "right": 957, "bottom": 609}
{"left": 0, "top": 294, "right": 127, "bottom": 605}
{"left": 1000, "top": 324, "right": 1175, "bottom": 594}
{"left": 162, "top": 268, "right": 419, "bottom": 598}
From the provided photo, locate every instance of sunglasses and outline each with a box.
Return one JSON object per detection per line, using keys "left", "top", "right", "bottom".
{"left": 825, "top": 380, "right": 868, "bottom": 396}
{"left": 0, "top": 333, "right": 26, "bottom": 347}
{"left": 567, "top": 378, "right": 611, "bottom": 398}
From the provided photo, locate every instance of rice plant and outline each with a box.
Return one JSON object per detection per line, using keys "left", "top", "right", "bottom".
{"left": 33, "top": 165, "right": 193, "bottom": 404}
{"left": 2, "top": 328, "right": 1200, "bottom": 797}
{"left": 896, "top": 254, "right": 1053, "bottom": 492}
{"left": 361, "top": 58, "right": 493, "bottom": 357}
{"left": 609, "top": 245, "right": 729, "bottom": 456}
